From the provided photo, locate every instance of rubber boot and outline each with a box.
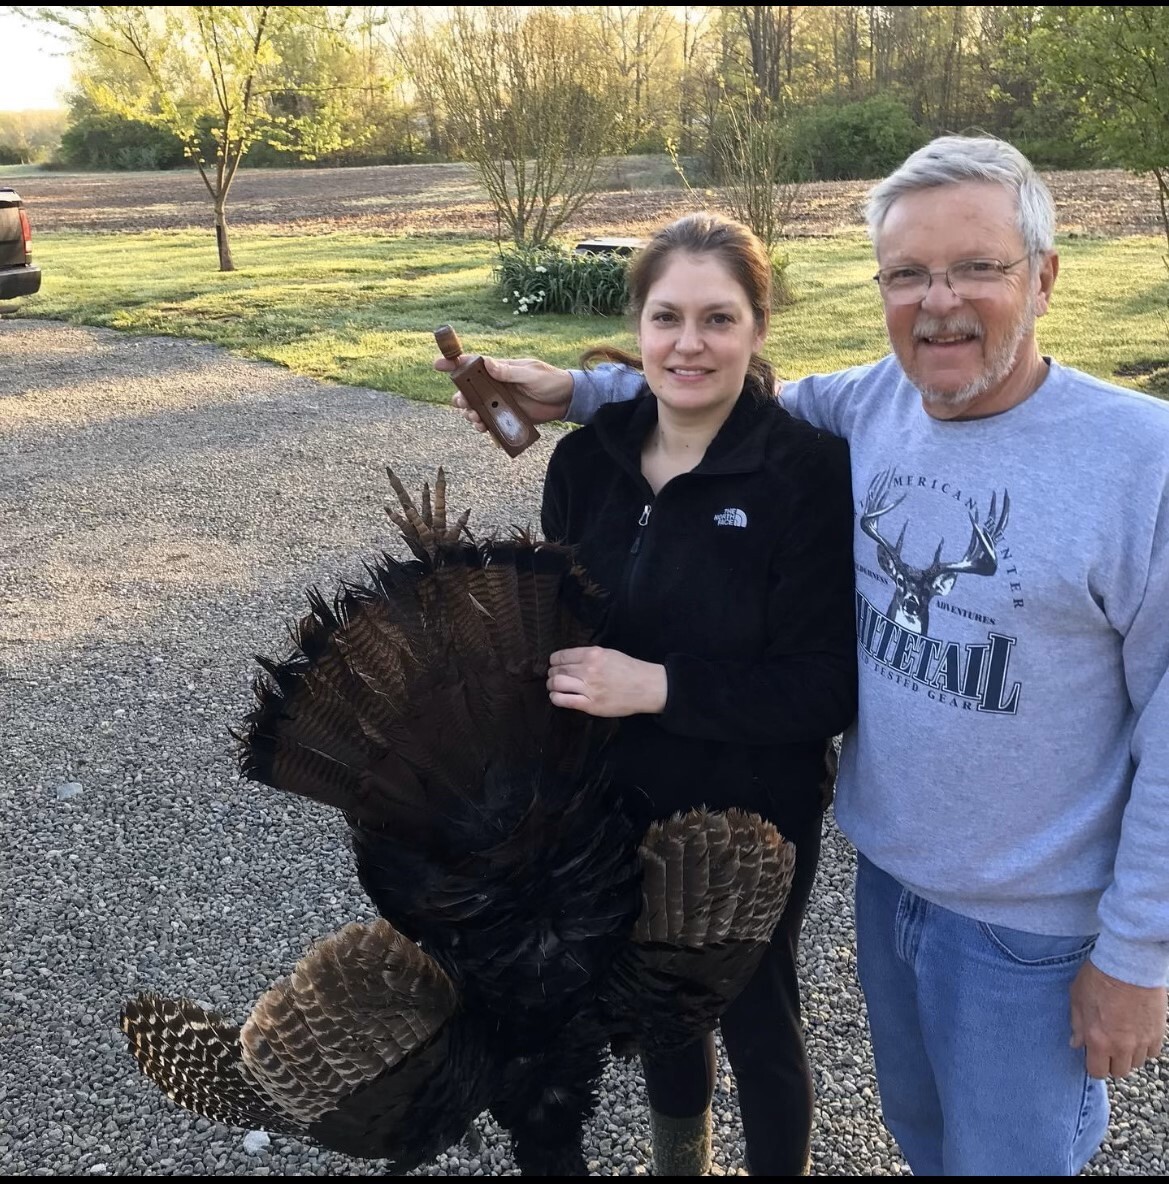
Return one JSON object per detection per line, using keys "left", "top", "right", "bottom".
{"left": 743, "top": 1148, "right": 812, "bottom": 1175}
{"left": 649, "top": 1106, "right": 712, "bottom": 1176}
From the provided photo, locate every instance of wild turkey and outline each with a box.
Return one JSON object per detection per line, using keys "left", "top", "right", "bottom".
{"left": 121, "top": 468, "right": 797, "bottom": 1175}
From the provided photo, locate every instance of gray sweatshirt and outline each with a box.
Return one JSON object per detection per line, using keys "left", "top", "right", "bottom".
{"left": 569, "top": 357, "right": 1169, "bottom": 988}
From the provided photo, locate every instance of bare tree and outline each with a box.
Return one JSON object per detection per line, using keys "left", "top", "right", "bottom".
{"left": 591, "top": 6, "right": 676, "bottom": 149}
{"left": 713, "top": 93, "right": 802, "bottom": 260}
{"left": 400, "top": 7, "right": 622, "bottom": 248}
{"left": 733, "top": 6, "right": 806, "bottom": 108}
{"left": 677, "top": 6, "right": 714, "bottom": 153}
{"left": 670, "top": 80, "right": 803, "bottom": 305}
{"left": 24, "top": 5, "right": 348, "bottom": 271}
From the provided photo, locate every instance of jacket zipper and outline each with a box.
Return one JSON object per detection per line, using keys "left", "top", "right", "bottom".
{"left": 630, "top": 503, "right": 652, "bottom": 555}
{"left": 616, "top": 501, "right": 654, "bottom": 643}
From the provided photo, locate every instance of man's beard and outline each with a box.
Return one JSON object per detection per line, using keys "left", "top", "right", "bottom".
{"left": 910, "top": 295, "right": 1036, "bottom": 413}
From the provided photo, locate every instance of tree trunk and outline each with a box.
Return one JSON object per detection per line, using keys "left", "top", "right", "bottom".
{"left": 215, "top": 204, "right": 235, "bottom": 273}
{"left": 1154, "top": 166, "right": 1169, "bottom": 257}
{"left": 741, "top": 6, "right": 782, "bottom": 106}
{"left": 785, "top": 5, "right": 794, "bottom": 84}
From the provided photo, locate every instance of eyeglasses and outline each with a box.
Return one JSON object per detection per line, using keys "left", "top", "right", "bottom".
{"left": 873, "top": 256, "right": 1030, "bottom": 305}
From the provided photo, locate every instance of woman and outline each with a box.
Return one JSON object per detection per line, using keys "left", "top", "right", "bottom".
{"left": 541, "top": 213, "right": 857, "bottom": 1176}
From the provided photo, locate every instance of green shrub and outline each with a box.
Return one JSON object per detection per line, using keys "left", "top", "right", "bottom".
{"left": 788, "top": 96, "right": 927, "bottom": 181}
{"left": 495, "top": 246, "right": 630, "bottom": 317}
{"left": 626, "top": 129, "right": 670, "bottom": 156}
{"left": 771, "top": 250, "right": 795, "bottom": 309}
{"left": 1009, "top": 135, "right": 1099, "bottom": 171}
{"left": 58, "top": 112, "right": 186, "bottom": 171}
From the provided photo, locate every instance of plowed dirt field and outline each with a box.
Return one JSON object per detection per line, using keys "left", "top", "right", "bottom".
{"left": 11, "top": 159, "right": 1166, "bottom": 240}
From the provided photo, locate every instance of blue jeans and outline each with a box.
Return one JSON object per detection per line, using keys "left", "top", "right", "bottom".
{"left": 855, "top": 854, "right": 1110, "bottom": 1176}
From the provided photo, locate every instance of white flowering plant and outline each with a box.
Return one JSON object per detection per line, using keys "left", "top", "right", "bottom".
{"left": 495, "top": 245, "right": 629, "bottom": 316}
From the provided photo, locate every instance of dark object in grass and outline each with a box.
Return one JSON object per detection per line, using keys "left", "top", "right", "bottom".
{"left": 573, "top": 237, "right": 646, "bottom": 257}
{"left": 1114, "top": 358, "right": 1169, "bottom": 395}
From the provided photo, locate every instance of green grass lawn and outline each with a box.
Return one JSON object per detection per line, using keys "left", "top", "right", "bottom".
{"left": 8, "top": 227, "right": 1168, "bottom": 402}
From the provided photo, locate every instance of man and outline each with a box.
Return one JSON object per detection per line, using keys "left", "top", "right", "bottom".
{"left": 439, "top": 135, "right": 1169, "bottom": 1176}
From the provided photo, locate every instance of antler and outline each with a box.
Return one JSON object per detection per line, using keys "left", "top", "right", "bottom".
{"left": 859, "top": 469, "right": 907, "bottom": 555}
{"left": 927, "top": 490, "right": 1010, "bottom": 581}
{"left": 981, "top": 489, "right": 1010, "bottom": 546}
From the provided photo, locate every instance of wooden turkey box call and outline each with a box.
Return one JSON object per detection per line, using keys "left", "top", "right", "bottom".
{"left": 435, "top": 324, "right": 540, "bottom": 458}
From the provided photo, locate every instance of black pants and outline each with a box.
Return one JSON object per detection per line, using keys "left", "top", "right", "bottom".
{"left": 640, "top": 811, "right": 822, "bottom": 1176}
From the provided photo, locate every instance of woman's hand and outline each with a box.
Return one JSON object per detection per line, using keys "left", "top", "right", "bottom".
{"left": 547, "top": 646, "right": 667, "bottom": 718}
{"left": 435, "top": 355, "right": 574, "bottom": 431}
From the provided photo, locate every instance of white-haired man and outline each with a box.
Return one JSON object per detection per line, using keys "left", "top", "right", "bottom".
{"left": 440, "top": 135, "right": 1169, "bottom": 1176}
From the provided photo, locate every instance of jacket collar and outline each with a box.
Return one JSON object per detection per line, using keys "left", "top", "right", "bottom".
{"left": 591, "top": 383, "right": 776, "bottom": 483}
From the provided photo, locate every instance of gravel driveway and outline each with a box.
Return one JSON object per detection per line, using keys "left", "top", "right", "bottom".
{"left": 1, "top": 319, "right": 1164, "bottom": 1176}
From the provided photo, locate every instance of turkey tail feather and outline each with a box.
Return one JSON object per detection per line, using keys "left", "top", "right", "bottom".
{"left": 120, "top": 996, "right": 300, "bottom": 1136}
{"left": 600, "top": 808, "right": 796, "bottom": 1056}
{"left": 122, "top": 920, "right": 494, "bottom": 1171}
{"left": 240, "top": 919, "right": 461, "bottom": 1124}
{"left": 130, "top": 467, "right": 808, "bottom": 1174}
{"left": 237, "top": 469, "right": 606, "bottom": 840}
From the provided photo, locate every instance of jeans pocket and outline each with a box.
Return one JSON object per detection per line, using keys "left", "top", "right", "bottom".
{"left": 977, "top": 921, "right": 1097, "bottom": 967}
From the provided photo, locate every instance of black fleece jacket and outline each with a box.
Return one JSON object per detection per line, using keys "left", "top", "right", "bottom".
{"left": 541, "top": 385, "right": 858, "bottom": 837}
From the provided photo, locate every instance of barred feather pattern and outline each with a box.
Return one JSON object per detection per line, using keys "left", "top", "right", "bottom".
{"left": 120, "top": 996, "right": 299, "bottom": 1135}
{"left": 126, "top": 471, "right": 809, "bottom": 1173}
{"left": 122, "top": 923, "right": 494, "bottom": 1172}
{"left": 240, "top": 919, "right": 458, "bottom": 1124}
{"left": 597, "top": 809, "right": 797, "bottom": 1057}
{"left": 634, "top": 809, "right": 796, "bottom": 946}
{"left": 237, "top": 470, "right": 606, "bottom": 838}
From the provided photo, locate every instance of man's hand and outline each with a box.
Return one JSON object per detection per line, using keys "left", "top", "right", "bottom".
{"left": 435, "top": 355, "right": 573, "bottom": 432}
{"left": 547, "top": 646, "right": 667, "bottom": 718}
{"left": 1070, "top": 960, "right": 1168, "bottom": 1078}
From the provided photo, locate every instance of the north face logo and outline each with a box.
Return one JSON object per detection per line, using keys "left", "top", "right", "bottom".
{"left": 714, "top": 508, "right": 748, "bottom": 528}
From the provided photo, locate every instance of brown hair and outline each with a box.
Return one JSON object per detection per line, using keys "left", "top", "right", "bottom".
{"left": 580, "top": 212, "right": 776, "bottom": 395}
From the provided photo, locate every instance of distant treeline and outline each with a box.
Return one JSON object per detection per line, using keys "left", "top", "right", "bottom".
{"left": 0, "top": 6, "right": 1133, "bottom": 179}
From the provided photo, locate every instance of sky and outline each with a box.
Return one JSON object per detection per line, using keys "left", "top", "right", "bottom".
{"left": 0, "top": 10, "right": 75, "bottom": 111}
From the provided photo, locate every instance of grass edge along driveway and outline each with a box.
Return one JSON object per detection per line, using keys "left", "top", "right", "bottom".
{"left": 8, "top": 227, "right": 1168, "bottom": 404}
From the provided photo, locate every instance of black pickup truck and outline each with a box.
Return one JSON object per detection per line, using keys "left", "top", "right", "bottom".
{"left": 0, "top": 187, "right": 42, "bottom": 300}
